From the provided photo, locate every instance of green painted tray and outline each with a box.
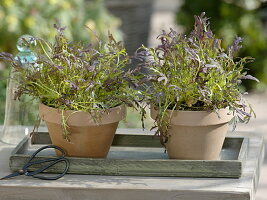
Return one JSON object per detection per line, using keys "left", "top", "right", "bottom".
{"left": 9, "top": 132, "right": 248, "bottom": 178}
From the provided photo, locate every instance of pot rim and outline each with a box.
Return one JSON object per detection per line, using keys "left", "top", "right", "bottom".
{"left": 150, "top": 105, "right": 233, "bottom": 126}
{"left": 150, "top": 104, "right": 230, "bottom": 113}
{"left": 40, "top": 102, "right": 124, "bottom": 113}
{"left": 39, "top": 103, "right": 126, "bottom": 126}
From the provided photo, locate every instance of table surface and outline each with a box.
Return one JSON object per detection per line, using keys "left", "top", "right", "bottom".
{"left": 0, "top": 130, "right": 264, "bottom": 200}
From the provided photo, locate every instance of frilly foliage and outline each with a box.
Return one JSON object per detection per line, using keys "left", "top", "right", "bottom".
{"left": 136, "top": 13, "right": 258, "bottom": 141}
{"left": 0, "top": 24, "right": 144, "bottom": 127}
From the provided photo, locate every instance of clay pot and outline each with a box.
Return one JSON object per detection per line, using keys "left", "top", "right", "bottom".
{"left": 151, "top": 106, "right": 233, "bottom": 160}
{"left": 39, "top": 103, "right": 126, "bottom": 158}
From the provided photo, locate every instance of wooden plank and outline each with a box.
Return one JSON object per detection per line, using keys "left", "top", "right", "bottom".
{"left": 9, "top": 132, "right": 247, "bottom": 178}
{"left": 238, "top": 137, "right": 249, "bottom": 161}
{"left": 0, "top": 183, "right": 251, "bottom": 200}
{"left": 31, "top": 132, "right": 245, "bottom": 149}
{"left": 31, "top": 132, "right": 51, "bottom": 145}
{"left": 31, "top": 132, "right": 162, "bottom": 147}
{"left": 11, "top": 134, "right": 30, "bottom": 155}
{"left": 220, "top": 137, "right": 242, "bottom": 160}
{"left": 2, "top": 131, "right": 264, "bottom": 200}
{"left": 237, "top": 137, "right": 249, "bottom": 176}
{"left": 9, "top": 154, "right": 241, "bottom": 178}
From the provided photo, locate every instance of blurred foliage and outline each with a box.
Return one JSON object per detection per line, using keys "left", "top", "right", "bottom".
{"left": 119, "top": 107, "right": 154, "bottom": 129}
{"left": 0, "top": 0, "right": 122, "bottom": 124}
{"left": 177, "top": 0, "right": 267, "bottom": 91}
{"left": 0, "top": 0, "right": 121, "bottom": 53}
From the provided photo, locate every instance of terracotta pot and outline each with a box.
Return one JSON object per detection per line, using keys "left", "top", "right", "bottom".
{"left": 151, "top": 106, "right": 233, "bottom": 160}
{"left": 39, "top": 103, "right": 126, "bottom": 158}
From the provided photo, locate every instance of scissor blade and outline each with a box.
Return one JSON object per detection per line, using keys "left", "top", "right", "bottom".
{"left": 0, "top": 171, "right": 22, "bottom": 180}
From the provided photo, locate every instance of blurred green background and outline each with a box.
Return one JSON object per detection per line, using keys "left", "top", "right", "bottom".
{"left": 0, "top": 0, "right": 123, "bottom": 124}
{"left": 0, "top": 0, "right": 266, "bottom": 128}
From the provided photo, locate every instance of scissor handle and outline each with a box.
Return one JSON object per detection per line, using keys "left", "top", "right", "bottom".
{"left": 25, "top": 158, "right": 70, "bottom": 180}
{"left": 23, "top": 145, "right": 70, "bottom": 180}
{"left": 27, "top": 145, "right": 66, "bottom": 163}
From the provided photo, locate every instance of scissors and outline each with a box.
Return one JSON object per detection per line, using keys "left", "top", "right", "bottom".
{"left": 0, "top": 145, "right": 69, "bottom": 180}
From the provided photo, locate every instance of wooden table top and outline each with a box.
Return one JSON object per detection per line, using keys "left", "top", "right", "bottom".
{"left": 0, "top": 130, "right": 264, "bottom": 200}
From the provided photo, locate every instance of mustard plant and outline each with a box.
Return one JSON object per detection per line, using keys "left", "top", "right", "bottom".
{"left": 136, "top": 13, "right": 258, "bottom": 142}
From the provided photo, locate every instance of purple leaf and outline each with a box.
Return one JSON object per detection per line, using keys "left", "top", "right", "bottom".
{"left": 64, "top": 100, "right": 73, "bottom": 105}
{"left": 65, "top": 80, "right": 78, "bottom": 90}
{"left": 70, "top": 82, "right": 77, "bottom": 89}
{"left": 201, "top": 67, "right": 208, "bottom": 73}
{"left": 168, "top": 85, "right": 180, "bottom": 90}
{"left": 54, "top": 65, "right": 64, "bottom": 70}
{"left": 134, "top": 48, "right": 150, "bottom": 61}
{"left": 54, "top": 22, "right": 66, "bottom": 33}
{"left": 236, "top": 109, "right": 251, "bottom": 117}
{"left": 227, "top": 36, "right": 243, "bottom": 56}
{"left": 241, "top": 75, "right": 259, "bottom": 82}
{"left": 217, "top": 53, "right": 228, "bottom": 59}
{"left": 155, "top": 92, "right": 165, "bottom": 102}
{"left": 205, "top": 64, "right": 217, "bottom": 68}
{"left": 205, "top": 31, "right": 213, "bottom": 38}
{"left": 157, "top": 76, "right": 168, "bottom": 85}
{"left": 87, "top": 65, "right": 95, "bottom": 72}
{"left": 85, "top": 82, "right": 94, "bottom": 91}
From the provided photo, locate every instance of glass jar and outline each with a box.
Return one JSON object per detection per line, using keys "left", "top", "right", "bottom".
{"left": 0, "top": 35, "right": 39, "bottom": 144}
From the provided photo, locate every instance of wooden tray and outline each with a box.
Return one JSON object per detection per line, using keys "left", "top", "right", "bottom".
{"left": 9, "top": 132, "right": 248, "bottom": 178}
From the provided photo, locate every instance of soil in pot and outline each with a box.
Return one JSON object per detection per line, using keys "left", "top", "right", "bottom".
{"left": 39, "top": 103, "right": 126, "bottom": 158}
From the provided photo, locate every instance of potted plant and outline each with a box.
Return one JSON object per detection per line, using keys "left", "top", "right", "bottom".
{"left": 0, "top": 24, "right": 143, "bottom": 158}
{"left": 136, "top": 13, "right": 258, "bottom": 160}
